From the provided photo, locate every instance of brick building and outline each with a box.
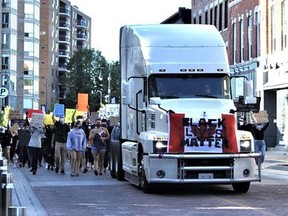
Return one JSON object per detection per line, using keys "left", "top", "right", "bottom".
{"left": 189, "top": 0, "right": 288, "bottom": 148}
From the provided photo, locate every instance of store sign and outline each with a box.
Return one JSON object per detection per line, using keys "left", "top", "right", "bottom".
{"left": 0, "top": 87, "right": 8, "bottom": 98}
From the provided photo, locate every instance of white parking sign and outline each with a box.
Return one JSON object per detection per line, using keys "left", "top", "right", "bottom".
{"left": 0, "top": 87, "right": 8, "bottom": 98}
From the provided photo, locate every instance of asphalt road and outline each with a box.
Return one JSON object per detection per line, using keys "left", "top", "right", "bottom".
{"left": 6, "top": 150, "right": 288, "bottom": 216}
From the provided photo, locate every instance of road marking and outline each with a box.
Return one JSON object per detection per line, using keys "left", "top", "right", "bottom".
{"left": 196, "top": 206, "right": 264, "bottom": 210}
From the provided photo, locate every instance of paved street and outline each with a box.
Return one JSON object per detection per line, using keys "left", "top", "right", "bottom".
{"left": 7, "top": 149, "right": 288, "bottom": 216}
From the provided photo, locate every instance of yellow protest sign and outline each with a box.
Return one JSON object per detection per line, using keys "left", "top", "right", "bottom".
{"left": 44, "top": 113, "right": 54, "bottom": 125}
{"left": 65, "top": 109, "right": 83, "bottom": 123}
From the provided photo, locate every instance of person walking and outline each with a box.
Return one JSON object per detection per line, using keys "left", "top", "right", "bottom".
{"left": 88, "top": 119, "right": 110, "bottom": 176}
{"left": 10, "top": 130, "right": 19, "bottom": 164}
{"left": 28, "top": 126, "right": 44, "bottom": 175}
{"left": 43, "top": 125, "right": 55, "bottom": 171}
{"left": 0, "top": 127, "right": 12, "bottom": 164}
{"left": 252, "top": 122, "right": 269, "bottom": 166}
{"left": 101, "top": 119, "right": 113, "bottom": 173}
{"left": 52, "top": 114, "right": 70, "bottom": 174}
{"left": 66, "top": 120, "right": 87, "bottom": 177}
{"left": 17, "top": 124, "right": 31, "bottom": 168}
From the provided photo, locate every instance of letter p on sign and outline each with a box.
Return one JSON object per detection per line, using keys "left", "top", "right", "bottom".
{"left": 0, "top": 87, "right": 8, "bottom": 98}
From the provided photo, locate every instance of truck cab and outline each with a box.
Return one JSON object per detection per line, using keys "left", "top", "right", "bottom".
{"left": 110, "top": 24, "right": 261, "bottom": 193}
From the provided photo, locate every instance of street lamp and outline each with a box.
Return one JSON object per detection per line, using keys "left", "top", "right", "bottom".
{"left": 107, "top": 64, "right": 111, "bottom": 103}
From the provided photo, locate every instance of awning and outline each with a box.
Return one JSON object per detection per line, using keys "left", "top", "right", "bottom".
{"left": 263, "top": 79, "right": 288, "bottom": 90}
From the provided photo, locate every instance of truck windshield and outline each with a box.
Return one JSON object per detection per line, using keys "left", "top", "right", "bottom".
{"left": 148, "top": 74, "right": 231, "bottom": 99}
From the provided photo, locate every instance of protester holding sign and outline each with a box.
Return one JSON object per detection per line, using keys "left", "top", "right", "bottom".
{"left": 52, "top": 114, "right": 70, "bottom": 174}
{"left": 28, "top": 126, "right": 44, "bottom": 175}
{"left": 251, "top": 112, "right": 269, "bottom": 166}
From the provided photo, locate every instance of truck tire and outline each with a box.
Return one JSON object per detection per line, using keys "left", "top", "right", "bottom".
{"left": 232, "top": 182, "right": 250, "bottom": 193}
{"left": 139, "top": 153, "right": 153, "bottom": 193}
{"left": 115, "top": 143, "right": 124, "bottom": 180}
{"left": 110, "top": 143, "right": 116, "bottom": 178}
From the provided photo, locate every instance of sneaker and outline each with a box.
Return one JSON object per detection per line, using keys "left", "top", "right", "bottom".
{"left": 83, "top": 168, "right": 88, "bottom": 173}
{"left": 99, "top": 172, "right": 102, "bottom": 175}
{"left": 32, "top": 170, "right": 36, "bottom": 175}
{"left": 74, "top": 173, "right": 79, "bottom": 177}
{"left": 94, "top": 170, "right": 98, "bottom": 176}
{"left": 47, "top": 165, "right": 50, "bottom": 170}
{"left": 61, "top": 170, "right": 65, "bottom": 174}
{"left": 55, "top": 167, "right": 59, "bottom": 173}
{"left": 30, "top": 168, "right": 34, "bottom": 172}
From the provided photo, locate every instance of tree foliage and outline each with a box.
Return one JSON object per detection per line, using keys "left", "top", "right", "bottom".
{"left": 60, "top": 48, "right": 120, "bottom": 112}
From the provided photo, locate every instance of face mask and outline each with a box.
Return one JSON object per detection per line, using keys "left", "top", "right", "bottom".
{"left": 256, "top": 124, "right": 262, "bottom": 130}
{"left": 76, "top": 120, "right": 82, "bottom": 128}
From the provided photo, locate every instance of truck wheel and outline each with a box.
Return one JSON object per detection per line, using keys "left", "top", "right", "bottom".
{"left": 139, "top": 154, "right": 153, "bottom": 193}
{"left": 116, "top": 144, "right": 124, "bottom": 180}
{"left": 232, "top": 182, "right": 250, "bottom": 193}
{"left": 110, "top": 143, "right": 116, "bottom": 178}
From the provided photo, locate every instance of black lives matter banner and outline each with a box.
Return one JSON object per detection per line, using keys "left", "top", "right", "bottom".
{"left": 168, "top": 112, "right": 238, "bottom": 153}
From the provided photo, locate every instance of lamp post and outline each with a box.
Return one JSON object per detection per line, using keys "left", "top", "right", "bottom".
{"left": 107, "top": 64, "right": 111, "bottom": 103}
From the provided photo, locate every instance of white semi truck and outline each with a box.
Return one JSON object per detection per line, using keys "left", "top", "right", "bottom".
{"left": 109, "top": 24, "right": 261, "bottom": 193}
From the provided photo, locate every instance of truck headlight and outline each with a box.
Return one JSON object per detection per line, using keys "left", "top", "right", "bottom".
{"left": 153, "top": 141, "right": 168, "bottom": 154}
{"left": 240, "top": 140, "right": 251, "bottom": 152}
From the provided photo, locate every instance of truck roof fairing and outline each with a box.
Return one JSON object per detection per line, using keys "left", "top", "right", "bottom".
{"left": 120, "top": 24, "right": 229, "bottom": 76}
{"left": 120, "top": 24, "right": 225, "bottom": 48}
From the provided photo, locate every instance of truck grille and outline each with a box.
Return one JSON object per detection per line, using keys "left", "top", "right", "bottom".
{"left": 179, "top": 157, "right": 233, "bottom": 179}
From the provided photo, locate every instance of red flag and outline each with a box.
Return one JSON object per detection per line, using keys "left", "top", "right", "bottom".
{"left": 221, "top": 114, "right": 238, "bottom": 153}
{"left": 168, "top": 112, "right": 185, "bottom": 153}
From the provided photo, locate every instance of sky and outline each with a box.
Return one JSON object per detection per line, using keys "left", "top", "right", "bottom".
{"left": 69, "top": 0, "right": 191, "bottom": 62}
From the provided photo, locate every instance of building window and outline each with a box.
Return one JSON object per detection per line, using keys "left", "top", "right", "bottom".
{"left": 210, "top": 8, "right": 213, "bottom": 25}
{"left": 1, "top": 56, "right": 9, "bottom": 70}
{"left": 2, "top": 33, "right": 10, "bottom": 49}
{"left": 281, "top": 1, "right": 287, "bottom": 50}
{"left": 219, "top": 2, "right": 223, "bottom": 31}
{"left": 2, "top": 12, "right": 9, "bottom": 28}
{"left": 247, "top": 15, "right": 252, "bottom": 60}
{"left": 224, "top": 0, "right": 228, "bottom": 29}
{"left": 214, "top": 6, "right": 218, "bottom": 28}
{"left": 271, "top": 5, "right": 276, "bottom": 53}
{"left": 233, "top": 22, "right": 236, "bottom": 64}
{"left": 205, "top": 10, "right": 208, "bottom": 24}
{"left": 239, "top": 19, "right": 244, "bottom": 62}
{"left": 193, "top": 17, "right": 196, "bottom": 24}
{"left": 254, "top": 11, "right": 261, "bottom": 57}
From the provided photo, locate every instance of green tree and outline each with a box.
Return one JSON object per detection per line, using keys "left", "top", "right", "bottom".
{"left": 60, "top": 48, "right": 121, "bottom": 112}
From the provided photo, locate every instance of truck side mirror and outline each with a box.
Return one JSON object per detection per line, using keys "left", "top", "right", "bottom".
{"left": 123, "top": 80, "right": 132, "bottom": 105}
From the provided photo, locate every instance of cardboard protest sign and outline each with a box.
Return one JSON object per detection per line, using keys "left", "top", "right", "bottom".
{"left": 9, "top": 110, "right": 22, "bottom": 120}
{"left": 77, "top": 93, "right": 88, "bottom": 112}
{"left": 9, "top": 123, "right": 20, "bottom": 134}
{"left": 253, "top": 110, "right": 269, "bottom": 123}
{"left": 30, "top": 113, "right": 45, "bottom": 127}
{"left": 53, "top": 104, "right": 65, "bottom": 117}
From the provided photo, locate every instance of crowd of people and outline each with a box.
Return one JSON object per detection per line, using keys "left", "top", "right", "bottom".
{"left": 0, "top": 111, "right": 113, "bottom": 177}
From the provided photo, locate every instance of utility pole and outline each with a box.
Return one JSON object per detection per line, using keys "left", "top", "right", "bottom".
{"left": 107, "top": 64, "right": 111, "bottom": 104}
